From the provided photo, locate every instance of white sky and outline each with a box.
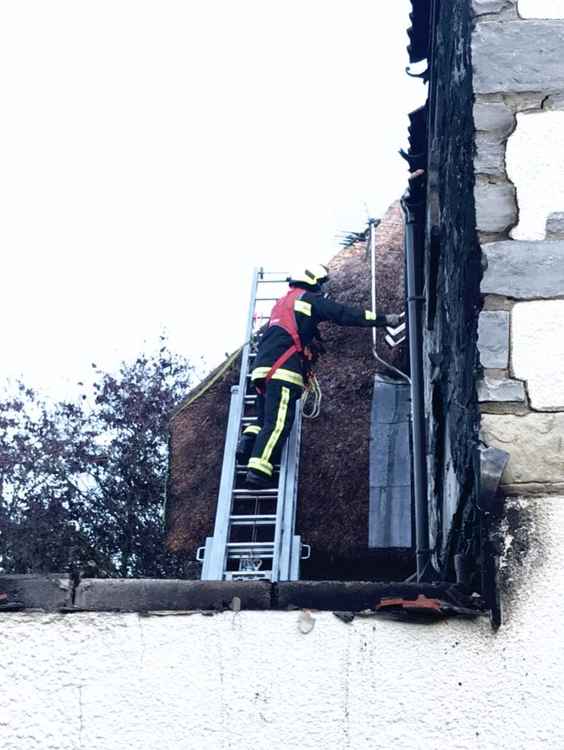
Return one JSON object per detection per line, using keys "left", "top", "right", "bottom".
{"left": 0, "top": 1, "right": 425, "bottom": 399}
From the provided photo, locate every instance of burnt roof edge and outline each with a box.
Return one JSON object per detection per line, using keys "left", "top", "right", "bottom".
{"left": 407, "top": 0, "right": 432, "bottom": 63}
{"left": 1, "top": 575, "right": 485, "bottom": 621}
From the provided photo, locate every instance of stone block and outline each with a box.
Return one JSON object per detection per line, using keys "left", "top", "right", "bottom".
{"left": 0, "top": 574, "right": 72, "bottom": 611}
{"left": 474, "top": 102, "right": 515, "bottom": 136}
{"left": 502, "top": 481, "right": 564, "bottom": 495}
{"left": 473, "top": 20, "right": 564, "bottom": 94}
{"left": 481, "top": 412, "right": 564, "bottom": 483}
{"left": 472, "top": 0, "right": 514, "bottom": 15}
{"left": 543, "top": 93, "right": 564, "bottom": 111}
{"left": 478, "top": 311, "right": 510, "bottom": 368}
{"left": 546, "top": 212, "right": 564, "bottom": 239}
{"left": 512, "top": 300, "right": 564, "bottom": 409}
{"left": 475, "top": 182, "right": 516, "bottom": 233}
{"left": 506, "top": 92, "right": 546, "bottom": 112}
{"left": 478, "top": 376, "right": 526, "bottom": 402}
{"left": 475, "top": 135, "right": 506, "bottom": 176}
{"left": 481, "top": 240, "right": 564, "bottom": 298}
{"left": 474, "top": 102, "right": 514, "bottom": 177}
{"left": 73, "top": 578, "right": 272, "bottom": 611}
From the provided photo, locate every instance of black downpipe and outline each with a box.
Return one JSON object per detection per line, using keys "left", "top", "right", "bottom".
{"left": 401, "top": 197, "right": 432, "bottom": 582}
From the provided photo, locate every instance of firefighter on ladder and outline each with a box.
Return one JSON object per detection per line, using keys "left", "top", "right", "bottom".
{"left": 237, "top": 264, "right": 402, "bottom": 489}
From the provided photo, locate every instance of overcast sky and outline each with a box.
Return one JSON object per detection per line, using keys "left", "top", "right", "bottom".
{"left": 1, "top": 1, "right": 425, "bottom": 399}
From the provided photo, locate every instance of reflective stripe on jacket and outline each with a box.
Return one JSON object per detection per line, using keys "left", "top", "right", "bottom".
{"left": 251, "top": 285, "right": 386, "bottom": 388}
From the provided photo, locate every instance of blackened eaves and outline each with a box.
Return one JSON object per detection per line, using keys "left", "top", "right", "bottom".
{"left": 407, "top": 0, "right": 432, "bottom": 64}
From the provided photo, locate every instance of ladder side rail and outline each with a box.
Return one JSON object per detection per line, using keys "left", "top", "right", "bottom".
{"left": 277, "top": 402, "right": 302, "bottom": 580}
{"left": 237, "top": 268, "right": 261, "bottom": 393}
{"left": 202, "top": 267, "right": 297, "bottom": 581}
{"left": 201, "top": 386, "right": 245, "bottom": 579}
{"left": 269, "top": 455, "right": 286, "bottom": 582}
{"left": 289, "top": 536, "right": 302, "bottom": 580}
{"left": 203, "top": 269, "right": 260, "bottom": 579}
{"left": 200, "top": 537, "right": 214, "bottom": 579}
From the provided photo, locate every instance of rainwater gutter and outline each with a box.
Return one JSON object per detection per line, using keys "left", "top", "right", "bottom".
{"left": 401, "top": 197, "right": 432, "bottom": 582}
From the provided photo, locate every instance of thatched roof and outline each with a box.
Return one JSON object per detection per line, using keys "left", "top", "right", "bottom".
{"left": 166, "top": 202, "right": 407, "bottom": 578}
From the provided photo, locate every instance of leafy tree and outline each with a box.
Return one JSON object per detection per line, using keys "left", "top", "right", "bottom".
{"left": 0, "top": 339, "right": 194, "bottom": 577}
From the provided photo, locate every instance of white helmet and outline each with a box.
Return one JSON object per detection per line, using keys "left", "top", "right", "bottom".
{"left": 289, "top": 264, "right": 330, "bottom": 288}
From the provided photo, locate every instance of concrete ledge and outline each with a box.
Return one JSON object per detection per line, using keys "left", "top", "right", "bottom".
{"left": 276, "top": 581, "right": 462, "bottom": 611}
{"left": 0, "top": 574, "right": 72, "bottom": 611}
{"left": 73, "top": 578, "right": 272, "bottom": 612}
{"left": 0, "top": 577, "right": 480, "bottom": 614}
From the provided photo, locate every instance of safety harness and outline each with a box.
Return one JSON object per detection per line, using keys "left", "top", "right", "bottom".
{"left": 262, "top": 287, "right": 306, "bottom": 386}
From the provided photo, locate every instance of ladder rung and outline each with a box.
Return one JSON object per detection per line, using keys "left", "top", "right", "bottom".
{"left": 227, "top": 553, "right": 274, "bottom": 560}
{"left": 227, "top": 542, "right": 274, "bottom": 560}
{"left": 232, "top": 488, "right": 278, "bottom": 496}
{"left": 241, "top": 416, "right": 258, "bottom": 423}
{"left": 256, "top": 298, "right": 278, "bottom": 302}
{"left": 235, "top": 464, "right": 280, "bottom": 471}
{"left": 224, "top": 571, "right": 272, "bottom": 580}
{"left": 230, "top": 514, "right": 277, "bottom": 525}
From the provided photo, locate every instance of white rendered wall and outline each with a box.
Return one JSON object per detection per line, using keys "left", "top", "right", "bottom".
{"left": 507, "top": 111, "right": 564, "bottom": 240}
{"left": 518, "top": 0, "right": 564, "bottom": 18}
{"left": 512, "top": 300, "right": 564, "bottom": 409}
{"left": 2, "top": 496, "right": 564, "bottom": 750}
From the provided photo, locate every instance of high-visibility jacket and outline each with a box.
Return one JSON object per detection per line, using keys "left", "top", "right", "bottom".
{"left": 251, "top": 285, "right": 386, "bottom": 389}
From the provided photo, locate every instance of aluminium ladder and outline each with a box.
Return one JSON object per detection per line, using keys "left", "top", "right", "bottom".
{"left": 197, "top": 268, "right": 309, "bottom": 581}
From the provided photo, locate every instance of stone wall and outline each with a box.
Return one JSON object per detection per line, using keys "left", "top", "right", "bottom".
{"left": 472, "top": 0, "right": 564, "bottom": 494}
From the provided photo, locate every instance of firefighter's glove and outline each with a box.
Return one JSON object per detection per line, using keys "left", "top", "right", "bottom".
{"left": 384, "top": 314, "right": 402, "bottom": 328}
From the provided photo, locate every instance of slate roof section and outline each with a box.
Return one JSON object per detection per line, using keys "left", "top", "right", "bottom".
{"left": 369, "top": 376, "right": 413, "bottom": 549}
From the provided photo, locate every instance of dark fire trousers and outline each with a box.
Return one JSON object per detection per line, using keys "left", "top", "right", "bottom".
{"left": 246, "top": 380, "right": 302, "bottom": 478}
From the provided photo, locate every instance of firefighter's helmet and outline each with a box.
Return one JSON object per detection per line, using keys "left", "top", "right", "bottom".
{"left": 289, "top": 264, "right": 329, "bottom": 289}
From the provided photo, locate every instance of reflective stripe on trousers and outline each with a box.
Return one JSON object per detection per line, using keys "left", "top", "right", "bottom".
{"left": 247, "top": 380, "right": 301, "bottom": 477}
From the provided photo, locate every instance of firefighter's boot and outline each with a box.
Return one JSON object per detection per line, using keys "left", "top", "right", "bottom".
{"left": 236, "top": 430, "right": 258, "bottom": 465}
{"left": 245, "top": 469, "right": 273, "bottom": 490}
